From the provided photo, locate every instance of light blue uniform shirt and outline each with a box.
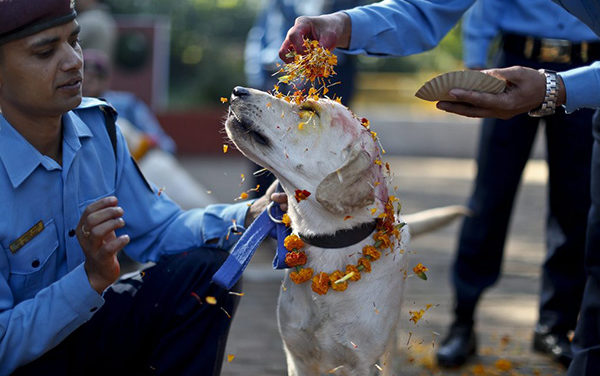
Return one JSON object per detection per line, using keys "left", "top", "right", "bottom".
{"left": 463, "top": 0, "right": 599, "bottom": 68}
{"left": 0, "top": 98, "right": 249, "bottom": 372}
{"left": 343, "top": 0, "right": 600, "bottom": 112}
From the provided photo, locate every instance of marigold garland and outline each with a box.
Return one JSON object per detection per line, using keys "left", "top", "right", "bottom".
{"left": 283, "top": 196, "right": 404, "bottom": 295}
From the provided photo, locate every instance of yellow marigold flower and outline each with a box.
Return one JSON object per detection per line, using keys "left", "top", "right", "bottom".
{"left": 285, "top": 251, "right": 307, "bottom": 267}
{"left": 222, "top": 144, "right": 228, "bottom": 153}
{"left": 205, "top": 296, "right": 217, "bottom": 305}
{"left": 284, "top": 234, "right": 304, "bottom": 251}
{"left": 220, "top": 97, "right": 228, "bottom": 103}
{"left": 494, "top": 359, "right": 512, "bottom": 371}
{"left": 282, "top": 213, "right": 291, "bottom": 227}
{"left": 409, "top": 309, "right": 425, "bottom": 324}
{"left": 298, "top": 122, "right": 305, "bottom": 130}
{"left": 330, "top": 270, "right": 348, "bottom": 291}
{"left": 311, "top": 272, "right": 330, "bottom": 295}
{"left": 357, "top": 257, "right": 372, "bottom": 273}
{"left": 362, "top": 245, "right": 381, "bottom": 261}
{"left": 345, "top": 264, "right": 361, "bottom": 281}
{"left": 290, "top": 267, "right": 313, "bottom": 284}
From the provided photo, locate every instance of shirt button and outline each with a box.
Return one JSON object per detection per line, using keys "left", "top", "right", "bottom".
{"left": 31, "top": 259, "right": 40, "bottom": 268}
{"left": 68, "top": 229, "right": 76, "bottom": 237}
{"left": 90, "top": 307, "right": 98, "bottom": 313}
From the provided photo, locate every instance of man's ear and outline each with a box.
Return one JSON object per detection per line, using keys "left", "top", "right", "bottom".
{"left": 316, "top": 146, "right": 375, "bottom": 215}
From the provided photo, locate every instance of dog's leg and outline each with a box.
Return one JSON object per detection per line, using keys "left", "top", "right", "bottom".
{"left": 283, "top": 343, "right": 319, "bottom": 376}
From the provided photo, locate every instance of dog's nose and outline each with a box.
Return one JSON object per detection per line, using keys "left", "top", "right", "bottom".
{"left": 232, "top": 86, "right": 250, "bottom": 98}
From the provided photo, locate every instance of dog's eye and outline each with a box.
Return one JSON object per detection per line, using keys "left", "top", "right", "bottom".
{"left": 299, "top": 104, "right": 319, "bottom": 117}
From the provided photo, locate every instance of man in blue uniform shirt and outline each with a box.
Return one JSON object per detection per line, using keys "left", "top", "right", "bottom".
{"left": 432, "top": 0, "right": 598, "bottom": 367}
{"left": 0, "top": 1, "right": 285, "bottom": 374}
{"left": 278, "top": 0, "right": 600, "bottom": 374}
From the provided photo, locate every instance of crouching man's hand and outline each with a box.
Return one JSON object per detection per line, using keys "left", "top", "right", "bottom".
{"left": 245, "top": 180, "right": 288, "bottom": 227}
{"left": 78, "top": 196, "right": 130, "bottom": 294}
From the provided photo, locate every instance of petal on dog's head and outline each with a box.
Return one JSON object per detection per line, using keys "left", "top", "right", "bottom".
{"left": 316, "top": 146, "right": 375, "bottom": 215}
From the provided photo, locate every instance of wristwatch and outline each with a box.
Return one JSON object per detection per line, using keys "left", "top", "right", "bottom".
{"left": 528, "top": 69, "right": 558, "bottom": 117}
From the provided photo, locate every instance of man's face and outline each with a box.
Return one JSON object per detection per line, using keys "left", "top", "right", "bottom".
{"left": 0, "top": 20, "right": 83, "bottom": 118}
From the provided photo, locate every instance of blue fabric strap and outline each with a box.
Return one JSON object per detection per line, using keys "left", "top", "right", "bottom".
{"left": 212, "top": 204, "right": 290, "bottom": 290}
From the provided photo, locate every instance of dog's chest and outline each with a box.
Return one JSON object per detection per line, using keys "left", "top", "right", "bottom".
{"left": 276, "top": 227, "right": 409, "bottom": 371}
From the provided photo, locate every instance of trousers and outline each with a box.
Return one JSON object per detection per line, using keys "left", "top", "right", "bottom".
{"left": 12, "top": 248, "right": 240, "bottom": 376}
{"left": 452, "top": 50, "right": 594, "bottom": 335}
{"left": 568, "top": 110, "right": 600, "bottom": 375}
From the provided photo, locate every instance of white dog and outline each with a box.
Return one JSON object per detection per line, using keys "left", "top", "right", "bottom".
{"left": 225, "top": 86, "right": 465, "bottom": 376}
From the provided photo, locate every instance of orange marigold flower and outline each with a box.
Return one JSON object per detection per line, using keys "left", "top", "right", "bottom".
{"left": 373, "top": 232, "right": 392, "bottom": 249}
{"left": 494, "top": 359, "right": 512, "bottom": 371}
{"left": 294, "top": 189, "right": 311, "bottom": 202}
{"left": 220, "top": 97, "right": 228, "bottom": 103}
{"left": 412, "top": 263, "right": 429, "bottom": 280}
{"left": 285, "top": 251, "right": 307, "bottom": 267}
{"left": 239, "top": 192, "right": 249, "bottom": 200}
{"left": 330, "top": 270, "right": 348, "bottom": 292}
{"left": 362, "top": 245, "right": 381, "bottom": 261}
{"left": 357, "top": 257, "right": 372, "bottom": 273}
{"left": 290, "top": 267, "right": 313, "bottom": 284}
{"left": 345, "top": 264, "right": 361, "bottom": 281}
{"left": 284, "top": 234, "right": 304, "bottom": 251}
{"left": 472, "top": 364, "right": 486, "bottom": 375}
{"left": 311, "top": 272, "right": 330, "bottom": 295}
{"left": 412, "top": 263, "right": 429, "bottom": 274}
{"left": 282, "top": 213, "right": 291, "bottom": 227}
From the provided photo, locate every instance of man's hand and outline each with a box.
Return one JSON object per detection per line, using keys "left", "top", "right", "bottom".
{"left": 78, "top": 196, "right": 130, "bottom": 294}
{"left": 245, "top": 180, "right": 288, "bottom": 226}
{"left": 436, "top": 66, "right": 564, "bottom": 120}
{"left": 279, "top": 12, "right": 351, "bottom": 63}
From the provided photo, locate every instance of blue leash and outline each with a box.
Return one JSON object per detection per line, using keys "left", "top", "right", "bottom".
{"left": 212, "top": 200, "right": 291, "bottom": 290}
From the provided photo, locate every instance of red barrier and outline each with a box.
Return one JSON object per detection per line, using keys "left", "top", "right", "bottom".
{"left": 157, "top": 108, "right": 242, "bottom": 156}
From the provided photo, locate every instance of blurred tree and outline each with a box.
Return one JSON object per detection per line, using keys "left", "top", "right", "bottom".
{"left": 105, "top": 0, "right": 463, "bottom": 108}
{"left": 106, "top": 0, "right": 259, "bottom": 108}
{"left": 356, "top": 22, "right": 464, "bottom": 73}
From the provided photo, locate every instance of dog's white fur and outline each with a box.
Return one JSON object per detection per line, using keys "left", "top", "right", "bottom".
{"left": 225, "top": 87, "right": 454, "bottom": 375}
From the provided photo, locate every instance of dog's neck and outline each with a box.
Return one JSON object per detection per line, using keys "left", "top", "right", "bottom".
{"left": 297, "top": 220, "right": 377, "bottom": 248}
{"left": 285, "top": 192, "right": 387, "bottom": 237}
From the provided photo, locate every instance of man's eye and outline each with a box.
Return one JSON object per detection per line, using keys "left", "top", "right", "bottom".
{"left": 36, "top": 50, "right": 54, "bottom": 59}
{"left": 70, "top": 38, "right": 81, "bottom": 48}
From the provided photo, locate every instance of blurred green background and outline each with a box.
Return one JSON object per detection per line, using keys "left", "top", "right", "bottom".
{"left": 105, "top": 0, "right": 465, "bottom": 109}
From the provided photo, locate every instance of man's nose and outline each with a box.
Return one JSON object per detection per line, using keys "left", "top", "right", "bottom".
{"left": 61, "top": 43, "right": 83, "bottom": 72}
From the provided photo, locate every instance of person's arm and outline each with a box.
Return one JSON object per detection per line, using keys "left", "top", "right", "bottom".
{"left": 279, "top": 0, "right": 475, "bottom": 61}
{"left": 436, "top": 62, "right": 600, "bottom": 119}
{"left": 0, "top": 264, "right": 104, "bottom": 373}
{"left": 559, "top": 62, "right": 600, "bottom": 113}
{"left": 462, "top": 0, "right": 502, "bottom": 69}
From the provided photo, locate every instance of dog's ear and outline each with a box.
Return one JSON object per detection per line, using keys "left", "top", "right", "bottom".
{"left": 316, "top": 146, "right": 375, "bottom": 215}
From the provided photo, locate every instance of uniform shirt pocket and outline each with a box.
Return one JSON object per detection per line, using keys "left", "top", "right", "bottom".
{"left": 6, "top": 219, "right": 60, "bottom": 303}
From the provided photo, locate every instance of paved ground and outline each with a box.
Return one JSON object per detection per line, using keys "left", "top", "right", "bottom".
{"left": 176, "top": 111, "right": 567, "bottom": 375}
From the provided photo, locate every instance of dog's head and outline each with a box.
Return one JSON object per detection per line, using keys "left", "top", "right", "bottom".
{"left": 225, "top": 86, "right": 387, "bottom": 231}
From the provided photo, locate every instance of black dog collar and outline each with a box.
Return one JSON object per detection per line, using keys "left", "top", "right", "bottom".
{"left": 298, "top": 220, "right": 378, "bottom": 249}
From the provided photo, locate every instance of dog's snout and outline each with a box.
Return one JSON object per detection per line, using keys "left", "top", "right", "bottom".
{"left": 232, "top": 86, "right": 250, "bottom": 98}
